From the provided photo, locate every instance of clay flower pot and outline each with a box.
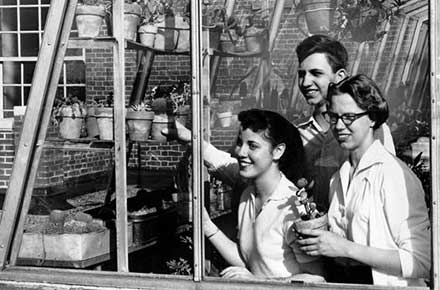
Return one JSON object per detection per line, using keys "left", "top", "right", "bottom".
{"left": 126, "top": 110, "right": 154, "bottom": 141}
{"left": 95, "top": 107, "right": 113, "bottom": 140}
{"left": 75, "top": 3, "right": 107, "bottom": 38}
{"left": 293, "top": 213, "right": 328, "bottom": 238}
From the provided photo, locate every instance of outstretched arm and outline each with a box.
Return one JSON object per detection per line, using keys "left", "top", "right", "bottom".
{"left": 203, "top": 207, "right": 246, "bottom": 267}
{"left": 163, "top": 121, "right": 242, "bottom": 187}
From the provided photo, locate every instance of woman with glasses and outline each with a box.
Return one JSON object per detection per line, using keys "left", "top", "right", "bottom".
{"left": 296, "top": 74, "right": 431, "bottom": 286}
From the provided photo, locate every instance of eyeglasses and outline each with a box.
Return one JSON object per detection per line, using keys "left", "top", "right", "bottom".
{"left": 323, "top": 111, "right": 369, "bottom": 126}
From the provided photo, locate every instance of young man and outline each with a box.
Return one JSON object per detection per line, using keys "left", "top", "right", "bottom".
{"left": 293, "top": 35, "right": 394, "bottom": 210}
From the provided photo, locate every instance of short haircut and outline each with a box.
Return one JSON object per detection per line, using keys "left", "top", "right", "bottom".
{"left": 327, "top": 74, "right": 389, "bottom": 129}
{"left": 296, "top": 34, "right": 348, "bottom": 72}
{"left": 238, "top": 109, "right": 306, "bottom": 183}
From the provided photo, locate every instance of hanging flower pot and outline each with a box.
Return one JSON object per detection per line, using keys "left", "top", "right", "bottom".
{"left": 244, "top": 26, "right": 268, "bottom": 53}
{"left": 124, "top": 1, "right": 142, "bottom": 41}
{"left": 296, "top": 0, "right": 336, "bottom": 36}
{"left": 138, "top": 23, "right": 158, "bottom": 47}
{"left": 95, "top": 107, "right": 113, "bottom": 140}
{"left": 126, "top": 110, "right": 155, "bottom": 141}
{"left": 75, "top": 3, "right": 107, "bottom": 38}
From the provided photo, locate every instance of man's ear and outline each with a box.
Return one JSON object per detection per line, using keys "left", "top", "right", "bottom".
{"left": 335, "top": 69, "right": 348, "bottom": 83}
{"left": 273, "top": 143, "right": 286, "bottom": 161}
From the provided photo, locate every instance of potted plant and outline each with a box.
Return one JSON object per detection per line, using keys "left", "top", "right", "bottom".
{"left": 138, "top": 0, "right": 164, "bottom": 47}
{"left": 295, "top": 0, "right": 336, "bottom": 36}
{"left": 334, "top": 0, "right": 404, "bottom": 42}
{"left": 291, "top": 178, "right": 328, "bottom": 238}
{"left": 126, "top": 101, "right": 155, "bottom": 141}
{"left": 124, "top": 0, "right": 143, "bottom": 41}
{"left": 95, "top": 92, "right": 114, "bottom": 140}
{"left": 242, "top": 8, "right": 269, "bottom": 53}
{"left": 149, "top": 0, "right": 190, "bottom": 51}
{"left": 53, "top": 95, "right": 87, "bottom": 139}
{"left": 75, "top": 0, "right": 110, "bottom": 38}
{"left": 148, "top": 85, "right": 176, "bottom": 142}
{"left": 215, "top": 102, "right": 234, "bottom": 128}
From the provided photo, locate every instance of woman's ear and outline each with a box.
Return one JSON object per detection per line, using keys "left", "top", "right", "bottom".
{"left": 335, "top": 69, "right": 348, "bottom": 83}
{"left": 273, "top": 143, "right": 286, "bottom": 161}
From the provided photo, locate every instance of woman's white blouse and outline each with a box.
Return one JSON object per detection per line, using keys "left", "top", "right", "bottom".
{"left": 328, "top": 140, "right": 431, "bottom": 286}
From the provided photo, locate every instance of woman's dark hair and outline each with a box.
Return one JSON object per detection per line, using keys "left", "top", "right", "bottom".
{"left": 237, "top": 109, "right": 305, "bottom": 183}
{"left": 327, "top": 74, "right": 389, "bottom": 129}
{"left": 296, "top": 34, "right": 348, "bottom": 72}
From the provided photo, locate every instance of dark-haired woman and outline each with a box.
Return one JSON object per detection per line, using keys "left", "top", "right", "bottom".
{"left": 296, "top": 75, "right": 430, "bottom": 286}
{"left": 201, "top": 109, "right": 325, "bottom": 281}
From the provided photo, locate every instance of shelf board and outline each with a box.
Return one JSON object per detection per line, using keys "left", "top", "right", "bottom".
{"left": 126, "top": 40, "right": 190, "bottom": 55}
{"left": 207, "top": 48, "right": 265, "bottom": 58}
{"left": 68, "top": 37, "right": 116, "bottom": 49}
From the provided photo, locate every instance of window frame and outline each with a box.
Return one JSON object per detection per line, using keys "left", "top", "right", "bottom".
{"left": 0, "top": 0, "right": 85, "bottom": 118}
{"left": 0, "top": 1, "right": 436, "bottom": 290}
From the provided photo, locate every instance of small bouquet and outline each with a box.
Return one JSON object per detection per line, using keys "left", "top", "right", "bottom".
{"left": 291, "top": 178, "right": 328, "bottom": 238}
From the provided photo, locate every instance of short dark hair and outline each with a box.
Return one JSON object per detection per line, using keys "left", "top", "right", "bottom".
{"left": 296, "top": 35, "right": 348, "bottom": 72}
{"left": 327, "top": 74, "right": 389, "bottom": 129}
{"left": 238, "top": 109, "right": 306, "bottom": 183}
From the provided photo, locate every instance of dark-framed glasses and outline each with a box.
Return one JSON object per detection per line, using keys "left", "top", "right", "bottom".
{"left": 323, "top": 111, "right": 369, "bottom": 126}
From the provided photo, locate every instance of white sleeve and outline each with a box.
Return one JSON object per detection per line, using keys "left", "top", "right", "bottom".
{"left": 204, "top": 142, "right": 241, "bottom": 187}
{"left": 381, "top": 163, "right": 430, "bottom": 278}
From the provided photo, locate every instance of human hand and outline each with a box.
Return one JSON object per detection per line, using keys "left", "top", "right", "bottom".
{"left": 220, "top": 266, "right": 255, "bottom": 280}
{"left": 296, "top": 229, "right": 350, "bottom": 258}
{"left": 161, "top": 121, "right": 191, "bottom": 143}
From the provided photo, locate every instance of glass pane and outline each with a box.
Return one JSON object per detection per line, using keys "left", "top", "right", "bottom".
{"left": 2, "top": 62, "right": 21, "bottom": 84}
{"left": 66, "top": 86, "right": 85, "bottom": 101}
{"left": 0, "top": 8, "right": 18, "bottom": 31}
{"left": 0, "top": 33, "right": 18, "bottom": 57}
{"left": 20, "top": 7, "right": 38, "bottom": 31}
{"left": 23, "top": 85, "right": 30, "bottom": 106}
{"left": 3, "top": 86, "right": 21, "bottom": 108}
{"left": 20, "top": 33, "right": 39, "bottom": 56}
{"left": 41, "top": 6, "right": 48, "bottom": 29}
{"left": 41, "top": 0, "right": 50, "bottom": 4}
{"left": 0, "top": 0, "right": 18, "bottom": 5}
{"left": 65, "top": 61, "right": 85, "bottom": 84}
{"left": 23, "top": 61, "right": 35, "bottom": 84}
{"left": 20, "top": 0, "right": 37, "bottom": 5}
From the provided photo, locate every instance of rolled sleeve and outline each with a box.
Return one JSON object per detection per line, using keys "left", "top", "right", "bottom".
{"left": 204, "top": 142, "right": 241, "bottom": 187}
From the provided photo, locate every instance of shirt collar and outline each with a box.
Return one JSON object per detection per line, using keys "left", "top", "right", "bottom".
{"left": 339, "top": 140, "right": 388, "bottom": 176}
{"left": 249, "top": 173, "right": 297, "bottom": 201}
